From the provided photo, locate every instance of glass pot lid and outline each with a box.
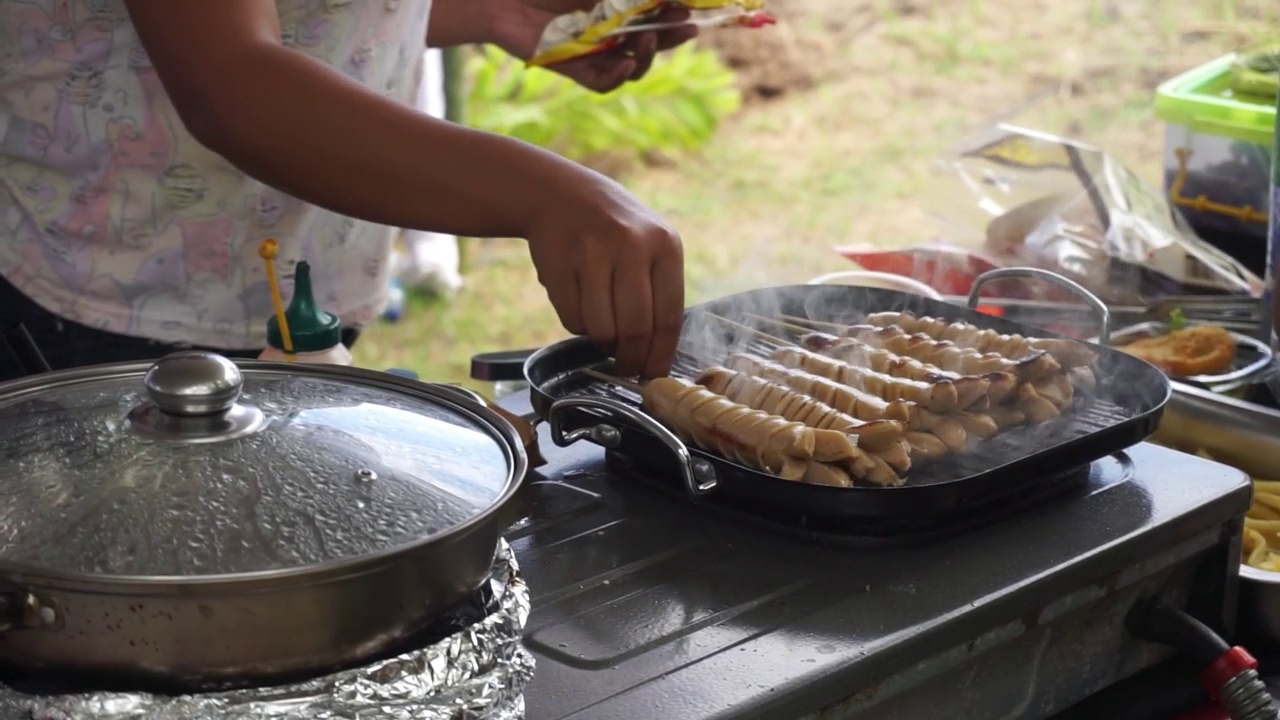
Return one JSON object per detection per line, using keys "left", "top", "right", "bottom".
{"left": 0, "top": 352, "right": 520, "bottom": 579}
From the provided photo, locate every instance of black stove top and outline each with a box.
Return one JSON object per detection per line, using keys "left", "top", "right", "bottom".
{"left": 497, "top": 395, "right": 1251, "bottom": 720}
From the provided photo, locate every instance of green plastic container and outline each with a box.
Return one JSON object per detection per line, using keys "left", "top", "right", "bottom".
{"left": 1155, "top": 53, "right": 1276, "bottom": 274}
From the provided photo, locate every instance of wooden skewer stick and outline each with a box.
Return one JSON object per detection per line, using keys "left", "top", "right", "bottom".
{"left": 777, "top": 313, "right": 846, "bottom": 331}
{"left": 581, "top": 367, "right": 644, "bottom": 394}
{"left": 703, "top": 312, "right": 793, "bottom": 347}
{"left": 741, "top": 313, "right": 834, "bottom": 337}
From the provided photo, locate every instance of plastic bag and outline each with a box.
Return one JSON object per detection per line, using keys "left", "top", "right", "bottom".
{"left": 531, "top": 0, "right": 775, "bottom": 68}
{"left": 922, "top": 123, "right": 1260, "bottom": 307}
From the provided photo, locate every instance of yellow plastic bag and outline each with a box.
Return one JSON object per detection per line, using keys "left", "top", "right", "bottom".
{"left": 531, "top": 0, "right": 774, "bottom": 67}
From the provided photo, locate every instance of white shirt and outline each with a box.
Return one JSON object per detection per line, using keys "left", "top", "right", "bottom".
{"left": 0, "top": 0, "right": 432, "bottom": 348}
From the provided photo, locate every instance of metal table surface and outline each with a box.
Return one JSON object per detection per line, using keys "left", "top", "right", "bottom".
{"left": 497, "top": 393, "right": 1252, "bottom": 720}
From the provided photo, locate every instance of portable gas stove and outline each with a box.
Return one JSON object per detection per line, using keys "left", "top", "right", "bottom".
{"left": 493, "top": 391, "right": 1252, "bottom": 720}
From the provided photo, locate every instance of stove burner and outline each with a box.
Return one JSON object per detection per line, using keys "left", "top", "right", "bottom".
{"left": 604, "top": 451, "right": 1134, "bottom": 548}
{"left": 0, "top": 575, "right": 502, "bottom": 697}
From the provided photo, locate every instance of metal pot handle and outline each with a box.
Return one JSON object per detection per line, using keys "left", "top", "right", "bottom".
{"left": 547, "top": 396, "right": 718, "bottom": 498}
{"left": 0, "top": 590, "right": 58, "bottom": 632}
{"left": 967, "top": 267, "right": 1112, "bottom": 346}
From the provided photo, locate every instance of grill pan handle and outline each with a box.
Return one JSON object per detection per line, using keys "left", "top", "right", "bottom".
{"left": 967, "top": 267, "right": 1112, "bottom": 345}
{"left": 547, "top": 396, "right": 719, "bottom": 497}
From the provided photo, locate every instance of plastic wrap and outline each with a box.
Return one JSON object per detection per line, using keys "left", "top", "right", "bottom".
{"left": 881, "top": 124, "right": 1262, "bottom": 307}
{"left": 0, "top": 539, "right": 534, "bottom": 720}
{"left": 531, "top": 0, "right": 775, "bottom": 67}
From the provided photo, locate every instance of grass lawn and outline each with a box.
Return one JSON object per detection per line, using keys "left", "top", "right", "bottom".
{"left": 353, "top": 0, "right": 1275, "bottom": 391}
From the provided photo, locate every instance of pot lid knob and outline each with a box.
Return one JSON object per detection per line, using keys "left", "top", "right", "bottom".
{"left": 144, "top": 351, "right": 244, "bottom": 417}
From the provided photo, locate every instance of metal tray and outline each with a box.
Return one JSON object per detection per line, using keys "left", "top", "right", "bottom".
{"left": 1150, "top": 381, "right": 1280, "bottom": 648}
{"left": 518, "top": 269, "right": 1171, "bottom": 529}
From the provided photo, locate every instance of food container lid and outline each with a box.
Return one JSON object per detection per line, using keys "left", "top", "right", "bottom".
{"left": 1155, "top": 53, "right": 1276, "bottom": 147}
{"left": 0, "top": 352, "right": 524, "bottom": 579}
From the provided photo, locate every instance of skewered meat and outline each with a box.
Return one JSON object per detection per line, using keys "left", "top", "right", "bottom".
{"left": 768, "top": 346, "right": 960, "bottom": 413}
{"left": 641, "top": 377, "right": 814, "bottom": 480}
{"left": 903, "top": 431, "right": 948, "bottom": 459}
{"left": 802, "top": 461, "right": 854, "bottom": 488}
{"left": 952, "top": 412, "right": 999, "bottom": 440}
{"left": 864, "top": 311, "right": 1098, "bottom": 369}
{"left": 798, "top": 333, "right": 1006, "bottom": 408}
{"left": 986, "top": 406, "right": 1028, "bottom": 429}
{"left": 1014, "top": 383, "right": 1061, "bottom": 424}
{"left": 724, "top": 353, "right": 915, "bottom": 426}
{"left": 1069, "top": 366, "right": 1097, "bottom": 394}
{"left": 695, "top": 367, "right": 904, "bottom": 485}
{"left": 842, "top": 323, "right": 1060, "bottom": 382}
{"left": 914, "top": 410, "right": 968, "bottom": 451}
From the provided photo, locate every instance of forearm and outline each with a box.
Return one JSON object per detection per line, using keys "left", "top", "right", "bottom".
{"left": 426, "top": 0, "right": 497, "bottom": 48}
{"left": 183, "top": 44, "right": 584, "bottom": 238}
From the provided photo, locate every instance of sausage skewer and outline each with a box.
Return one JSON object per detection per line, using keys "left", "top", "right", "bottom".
{"left": 722, "top": 354, "right": 914, "bottom": 470}
{"left": 769, "top": 345, "right": 960, "bottom": 413}
{"left": 864, "top": 311, "right": 1099, "bottom": 369}
{"left": 695, "top": 367, "right": 904, "bottom": 486}
{"left": 841, "top": 323, "right": 1061, "bottom": 382}
{"left": 583, "top": 369, "right": 860, "bottom": 487}
{"left": 797, "top": 332, "right": 1006, "bottom": 409}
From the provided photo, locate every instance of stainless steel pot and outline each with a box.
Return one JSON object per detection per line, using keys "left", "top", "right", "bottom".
{"left": 0, "top": 351, "right": 527, "bottom": 689}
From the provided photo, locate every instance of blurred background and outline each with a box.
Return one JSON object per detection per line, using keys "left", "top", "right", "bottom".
{"left": 357, "top": 0, "right": 1276, "bottom": 390}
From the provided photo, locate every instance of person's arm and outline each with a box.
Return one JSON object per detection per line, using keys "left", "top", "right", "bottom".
{"left": 123, "top": 0, "right": 685, "bottom": 379}
{"left": 426, "top": 0, "right": 499, "bottom": 48}
{"left": 125, "top": 0, "right": 588, "bottom": 239}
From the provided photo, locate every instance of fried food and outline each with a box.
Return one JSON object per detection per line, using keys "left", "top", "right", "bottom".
{"left": 1119, "top": 324, "right": 1237, "bottom": 377}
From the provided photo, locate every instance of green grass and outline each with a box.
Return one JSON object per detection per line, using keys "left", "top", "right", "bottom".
{"left": 354, "top": 0, "right": 1274, "bottom": 392}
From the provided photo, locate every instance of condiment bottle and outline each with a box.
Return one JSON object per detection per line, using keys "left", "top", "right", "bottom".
{"left": 257, "top": 244, "right": 352, "bottom": 365}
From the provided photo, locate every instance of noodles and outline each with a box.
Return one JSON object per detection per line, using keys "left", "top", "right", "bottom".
{"left": 1197, "top": 450, "right": 1280, "bottom": 572}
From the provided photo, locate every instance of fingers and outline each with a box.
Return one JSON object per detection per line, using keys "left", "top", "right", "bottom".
{"left": 612, "top": 242, "right": 654, "bottom": 377}
{"left": 650, "top": 5, "right": 698, "bottom": 51}
{"left": 627, "top": 31, "right": 658, "bottom": 81}
{"left": 544, "top": 271, "right": 586, "bottom": 336}
{"left": 642, "top": 228, "right": 685, "bottom": 379}
{"left": 556, "top": 54, "right": 635, "bottom": 93}
{"left": 578, "top": 254, "right": 618, "bottom": 359}
{"left": 655, "top": 24, "right": 699, "bottom": 51}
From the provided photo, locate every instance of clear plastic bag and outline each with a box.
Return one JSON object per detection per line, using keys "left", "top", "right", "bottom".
{"left": 924, "top": 123, "right": 1260, "bottom": 307}
{"left": 530, "top": 0, "right": 775, "bottom": 67}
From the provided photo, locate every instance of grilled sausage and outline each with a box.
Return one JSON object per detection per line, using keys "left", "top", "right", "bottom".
{"left": 642, "top": 377, "right": 814, "bottom": 480}
{"left": 914, "top": 410, "right": 968, "bottom": 451}
{"left": 986, "top": 406, "right": 1028, "bottom": 429}
{"left": 769, "top": 346, "right": 960, "bottom": 413}
{"left": 798, "top": 332, "right": 1002, "bottom": 408}
{"left": 1069, "top": 366, "right": 1098, "bottom": 394}
{"left": 802, "top": 461, "right": 854, "bottom": 488}
{"left": 1014, "top": 382, "right": 1061, "bottom": 424}
{"left": 694, "top": 368, "right": 858, "bottom": 463}
{"left": 724, "top": 353, "right": 915, "bottom": 427}
{"left": 952, "top": 412, "right": 999, "bottom": 440}
{"left": 843, "top": 323, "right": 1061, "bottom": 383}
{"left": 864, "top": 311, "right": 1098, "bottom": 369}
{"left": 691, "top": 369, "right": 906, "bottom": 487}
{"left": 904, "top": 431, "right": 949, "bottom": 460}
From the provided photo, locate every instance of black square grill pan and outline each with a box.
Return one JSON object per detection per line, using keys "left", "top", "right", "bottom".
{"left": 511, "top": 270, "right": 1171, "bottom": 531}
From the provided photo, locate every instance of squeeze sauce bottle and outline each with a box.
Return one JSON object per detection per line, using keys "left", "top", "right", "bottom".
{"left": 257, "top": 250, "right": 353, "bottom": 365}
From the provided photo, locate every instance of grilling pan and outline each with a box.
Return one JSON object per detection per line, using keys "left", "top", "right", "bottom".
{"left": 475, "top": 269, "right": 1171, "bottom": 530}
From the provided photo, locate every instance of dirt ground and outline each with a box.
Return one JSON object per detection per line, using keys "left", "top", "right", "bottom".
{"left": 354, "top": 0, "right": 1275, "bottom": 386}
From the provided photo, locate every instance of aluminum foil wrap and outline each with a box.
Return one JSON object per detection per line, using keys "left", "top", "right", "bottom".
{"left": 0, "top": 539, "right": 535, "bottom": 720}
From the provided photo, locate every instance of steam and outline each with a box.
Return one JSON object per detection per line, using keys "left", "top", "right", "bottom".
{"left": 676, "top": 283, "right": 935, "bottom": 374}
{"left": 666, "top": 281, "right": 1161, "bottom": 482}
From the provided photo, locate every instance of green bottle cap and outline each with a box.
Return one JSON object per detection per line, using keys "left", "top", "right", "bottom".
{"left": 266, "top": 261, "right": 342, "bottom": 353}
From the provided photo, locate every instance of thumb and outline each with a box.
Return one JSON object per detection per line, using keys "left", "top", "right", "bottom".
{"left": 580, "top": 58, "right": 636, "bottom": 93}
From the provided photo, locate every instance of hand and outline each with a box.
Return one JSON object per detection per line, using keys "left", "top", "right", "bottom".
{"left": 488, "top": 0, "right": 700, "bottom": 93}
{"left": 525, "top": 175, "right": 685, "bottom": 378}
